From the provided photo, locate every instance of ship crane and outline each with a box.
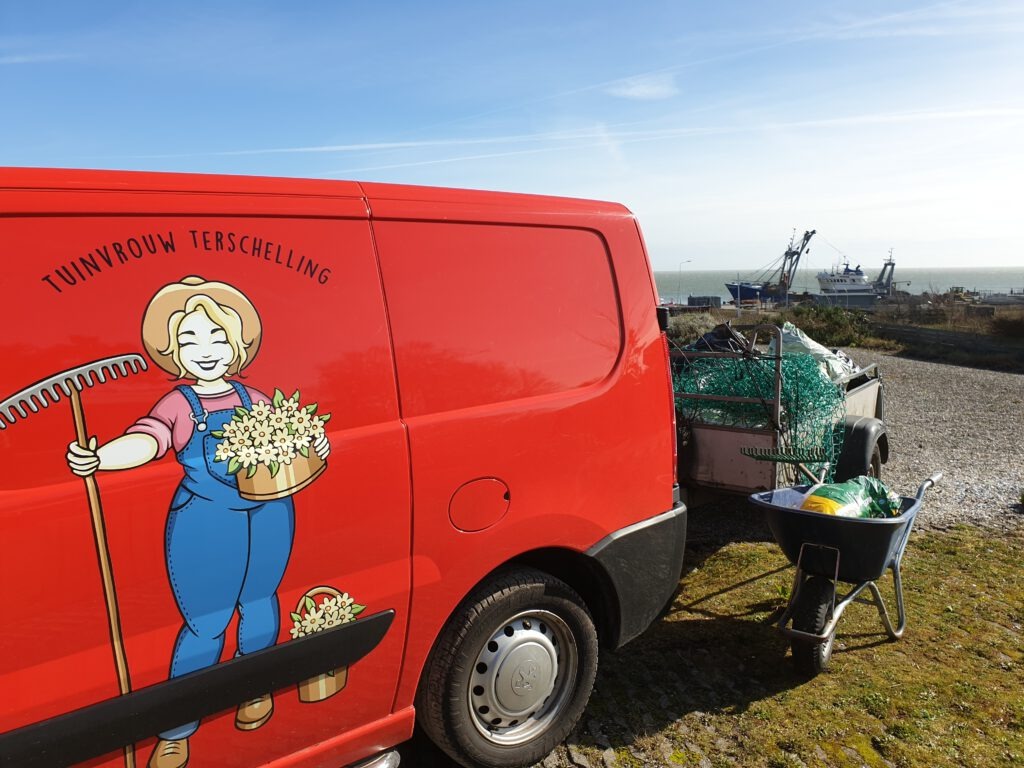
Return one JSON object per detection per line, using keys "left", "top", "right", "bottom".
{"left": 724, "top": 228, "right": 816, "bottom": 305}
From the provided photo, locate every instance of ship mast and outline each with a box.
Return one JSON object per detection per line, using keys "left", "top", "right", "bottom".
{"left": 778, "top": 229, "right": 816, "bottom": 297}
{"left": 874, "top": 248, "right": 896, "bottom": 295}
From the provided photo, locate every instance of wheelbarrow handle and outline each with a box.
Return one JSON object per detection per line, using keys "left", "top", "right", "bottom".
{"left": 916, "top": 472, "right": 943, "bottom": 500}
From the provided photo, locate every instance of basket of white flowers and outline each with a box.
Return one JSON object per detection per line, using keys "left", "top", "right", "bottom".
{"left": 212, "top": 388, "right": 329, "bottom": 501}
{"left": 291, "top": 586, "right": 366, "bottom": 702}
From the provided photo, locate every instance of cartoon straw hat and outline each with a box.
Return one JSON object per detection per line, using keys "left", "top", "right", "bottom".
{"left": 141, "top": 276, "right": 262, "bottom": 375}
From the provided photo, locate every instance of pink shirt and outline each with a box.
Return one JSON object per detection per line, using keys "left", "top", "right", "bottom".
{"left": 127, "top": 385, "right": 270, "bottom": 458}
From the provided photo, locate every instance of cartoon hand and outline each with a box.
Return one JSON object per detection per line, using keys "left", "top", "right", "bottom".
{"left": 313, "top": 433, "right": 331, "bottom": 460}
{"left": 67, "top": 437, "right": 100, "bottom": 477}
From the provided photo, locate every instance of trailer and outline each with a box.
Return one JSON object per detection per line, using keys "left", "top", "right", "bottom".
{"left": 673, "top": 324, "right": 888, "bottom": 498}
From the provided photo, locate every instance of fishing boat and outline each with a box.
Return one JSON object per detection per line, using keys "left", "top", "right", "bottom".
{"left": 816, "top": 251, "right": 896, "bottom": 294}
{"left": 816, "top": 263, "right": 872, "bottom": 292}
{"left": 811, "top": 251, "right": 897, "bottom": 309}
{"left": 725, "top": 229, "right": 815, "bottom": 304}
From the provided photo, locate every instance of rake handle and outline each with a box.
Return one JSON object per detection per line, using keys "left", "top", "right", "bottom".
{"left": 70, "top": 387, "right": 136, "bottom": 768}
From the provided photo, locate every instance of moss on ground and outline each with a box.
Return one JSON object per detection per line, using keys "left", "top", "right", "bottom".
{"left": 575, "top": 525, "right": 1023, "bottom": 767}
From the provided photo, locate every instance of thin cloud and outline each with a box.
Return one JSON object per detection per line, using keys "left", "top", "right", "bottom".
{"left": 322, "top": 107, "right": 1024, "bottom": 174}
{"left": 127, "top": 125, "right": 651, "bottom": 159}
{"left": 262, "top": 106, "right": 1024, "bottom": 161}
{"left": 809, "top": 0, "right": 1024, "bottom": 39}
{"left": 0, "top": 53, "right": 75, "bottom": 65}
{"left": 606, "top": 73, "right": 679, "bottom": 101}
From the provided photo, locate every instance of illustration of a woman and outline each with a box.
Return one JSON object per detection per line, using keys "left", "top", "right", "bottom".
{"left": 67, "top": 276, "right": 329, "bottom": 768}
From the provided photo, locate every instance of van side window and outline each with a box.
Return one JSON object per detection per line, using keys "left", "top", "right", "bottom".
{"left": 375, "top": 222, "right": 622, "bottom": 416}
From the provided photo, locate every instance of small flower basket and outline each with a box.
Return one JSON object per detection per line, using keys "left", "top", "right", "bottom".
{"left": 212, "top": 389, "right": 330, "bottom": 501}
{"left": 291, "top": 586, "right": 366, "bottom": 703}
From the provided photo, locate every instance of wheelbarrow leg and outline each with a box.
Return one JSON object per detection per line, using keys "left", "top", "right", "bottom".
{"left": 862, "top": 563, "right": 906, "bottom": 640}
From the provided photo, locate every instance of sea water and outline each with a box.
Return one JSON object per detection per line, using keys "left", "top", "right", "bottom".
{"left": 653, "top": 267, "right": 1024, "bottom": 304}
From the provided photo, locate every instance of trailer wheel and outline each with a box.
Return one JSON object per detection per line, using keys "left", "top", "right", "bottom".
{"left": 867, "top": 443, "right": 882, "bottom": 479}
{"left": 834, "top": 417, "right": 885, "bottom": 482}
{"left": 417, "top": 568, "right": 598, "bottom": 768}
{"left": 791, "top": 576, "right": 836, "bottom": 676}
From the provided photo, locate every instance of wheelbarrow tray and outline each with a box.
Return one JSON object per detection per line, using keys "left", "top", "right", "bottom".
{"left": 749, "top": 486, "right": 922, "bottom": 583}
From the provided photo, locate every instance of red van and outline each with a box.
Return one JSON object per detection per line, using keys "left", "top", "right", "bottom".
{"left": 0, "top": 168, "right": 685, "bottom": 768}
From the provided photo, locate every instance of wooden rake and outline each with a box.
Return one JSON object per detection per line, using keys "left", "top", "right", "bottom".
{"left": 1, "top": 354, "right": 148, "bottom": 768}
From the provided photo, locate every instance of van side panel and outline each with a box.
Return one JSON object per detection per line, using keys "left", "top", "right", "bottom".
{"left": 0, "top": 186, "right": 412, "bottom": 767}
{"left": 368, "top": 194, "right": 675, "bottom": 708}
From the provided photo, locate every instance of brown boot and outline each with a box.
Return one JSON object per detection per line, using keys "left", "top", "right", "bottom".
{"left": 235, "top": 693, "right": 274, "bottom": 731}
{"left": 148, "top": 738, "right": 189, "bottom": 768}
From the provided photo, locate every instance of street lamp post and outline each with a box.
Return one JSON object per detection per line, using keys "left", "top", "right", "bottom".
{"left": 677, "top": 260, "right": 692, "bottom": 304}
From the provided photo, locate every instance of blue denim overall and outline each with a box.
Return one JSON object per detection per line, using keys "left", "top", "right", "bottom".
{"left": 160, "top": 382, "right": 295, "bottom": 740}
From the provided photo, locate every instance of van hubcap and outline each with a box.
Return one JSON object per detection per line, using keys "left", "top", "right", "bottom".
{"left": 468, "top": 610, "right": 577, "bottom": 745}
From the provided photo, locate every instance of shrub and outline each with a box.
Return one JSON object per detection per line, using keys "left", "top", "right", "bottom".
{"left": 781, "top": 304, "right": 870, "bottom": 347}
{"left": 667, "top": 312, "right": 718, "bottom": 344}
{"left": 991, "top": 310, "right": 1024, "bottom": 340}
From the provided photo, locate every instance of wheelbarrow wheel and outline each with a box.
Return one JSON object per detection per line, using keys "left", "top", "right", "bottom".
{"left": 791, "top": 576, "right": 836, "bottom": 676}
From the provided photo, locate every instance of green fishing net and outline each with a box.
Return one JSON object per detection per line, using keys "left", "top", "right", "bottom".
{"left": 674, "top": 353, "right": 846, "bottom": 483}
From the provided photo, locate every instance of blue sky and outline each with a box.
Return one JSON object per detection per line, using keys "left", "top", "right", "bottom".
{"left": 2, "top": 1, "right": 1022, "bottom": 269}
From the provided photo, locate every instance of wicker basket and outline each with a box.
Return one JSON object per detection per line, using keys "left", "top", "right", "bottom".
{"left": 295, "top": 586, "right": 349, "bottom": 703}
{"left": 237, "top": 453, "right": 326, "bottom": 501}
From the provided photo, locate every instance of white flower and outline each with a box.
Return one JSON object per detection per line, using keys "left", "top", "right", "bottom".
{"left": 251, "top": 400, "right": 273, "bottom": 421}
{"left": 290, "top": 625, "right": 306, "bottom": 639}
{"left": 236, "top": 445, "right": 260, "bottom": 468}
{"left": 256, "top": 445, "right": 278, "bottom": 465}
{"left": 269, "top": 409, "right": 290, "bottom": 430}
{"left": 291, "top": 411, "right": 313, "bottom": 433}
{"left": 320, "top": 596, "right": 339, "bottom": 612}
{"left": 300, "top": 607, "right": 326, "bottom": 634}
{"left": 236, "top": 415, "right": 259, "bottom": 434}
{"left": 249, "top": 422, "right": 274, "bottom": 447}
{"left": 335, "top": 593, "right": 357, "bottom": 623}
{"left": 214, "top": 442, "right": 234, "bottom": 462}
{"left": 277, "top": 444, "right": 297, "bottom": 465}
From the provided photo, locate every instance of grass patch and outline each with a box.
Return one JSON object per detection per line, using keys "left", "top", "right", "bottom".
{"left": 585, "top": 525, "right": 1024, "bottom": 767}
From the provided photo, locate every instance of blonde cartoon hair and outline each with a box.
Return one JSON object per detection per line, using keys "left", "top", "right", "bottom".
{"left": 160, "top": 295, "right": 252, "bottom": 379}
{"left": 141, "top": 276, "right": 263, "bottom": 377}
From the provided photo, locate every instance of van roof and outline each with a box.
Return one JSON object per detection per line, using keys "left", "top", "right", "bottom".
{"left": 1, "top": 167, "right": 632, "bottom": 216}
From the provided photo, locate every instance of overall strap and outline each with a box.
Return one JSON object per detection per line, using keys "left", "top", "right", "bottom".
{"left": 176, "top": 384, "right": 209, "bottom": 432}
{"left": 176, "top": 385, "right": 205, "bottom": 419}
{"left": 229, "top": 380, "right": 253, "bottom": 410}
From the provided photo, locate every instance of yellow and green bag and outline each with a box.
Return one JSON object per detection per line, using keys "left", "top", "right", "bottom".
{"left": 800, "top": 477, "right": 902, "bottom": 519}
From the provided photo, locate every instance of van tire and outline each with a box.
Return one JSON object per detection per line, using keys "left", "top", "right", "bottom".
{"left": 417, "top": 568, "right": 599, "bottom": 768}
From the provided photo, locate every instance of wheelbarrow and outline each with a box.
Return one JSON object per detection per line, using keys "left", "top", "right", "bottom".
{"left": 748, "top": 473, "right": 942, "bottom": 675}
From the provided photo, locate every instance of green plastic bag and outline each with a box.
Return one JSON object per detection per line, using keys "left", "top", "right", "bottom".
{"left": 800, "top": 476, "right": 902, "bottom": 518}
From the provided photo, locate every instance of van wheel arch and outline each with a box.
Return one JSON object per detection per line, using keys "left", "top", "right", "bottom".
{"left": 509, "top": 548, "right": 619, "bottom": 648}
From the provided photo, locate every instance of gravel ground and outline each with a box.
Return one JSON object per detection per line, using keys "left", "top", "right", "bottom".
{"left": 847, "top": 348, "right": 1024, "bottom": 532}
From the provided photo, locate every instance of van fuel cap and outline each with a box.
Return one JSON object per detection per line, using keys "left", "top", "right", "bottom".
{"left": 448, "top": 478, "right": 511, "bottom": 532}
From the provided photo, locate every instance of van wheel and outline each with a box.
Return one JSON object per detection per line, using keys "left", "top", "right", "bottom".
{"left": 417, "top": 568, "right": 598, "bottom": 768}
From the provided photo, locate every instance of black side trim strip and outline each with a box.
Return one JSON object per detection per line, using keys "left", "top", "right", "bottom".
{"left": 0, "top": 609, "right": 395, "bottom": 768}
{"left": 586, "top": 506, "right": 686, "bottom": 648}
